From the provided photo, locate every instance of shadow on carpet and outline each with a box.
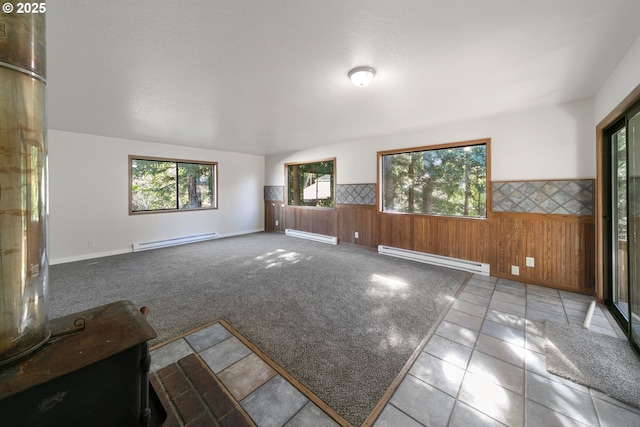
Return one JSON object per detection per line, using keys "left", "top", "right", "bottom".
{"left": 545, "top": 321, "right": 640, "bottom": 409}
{"left": 49, "top": 232, "right": 468, "bottom": 426}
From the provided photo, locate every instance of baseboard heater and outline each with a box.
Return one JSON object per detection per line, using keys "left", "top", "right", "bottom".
{"left": 378, "top": 245, "right": 490, "bottom": 275}
{"left": 132, "top": 232, "right": 218, "bottom": 252}
{"left": 285, "top": 229, "right": 338, "bottom": 245}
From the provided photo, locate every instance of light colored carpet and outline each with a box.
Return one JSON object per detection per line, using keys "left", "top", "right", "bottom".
{"left": 545, "top": 320, "right": 640, "bottom": 409}
{"left": 50, "top": 232, "right": 468, "bottom": 426}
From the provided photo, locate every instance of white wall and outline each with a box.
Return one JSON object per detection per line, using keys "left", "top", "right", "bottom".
{"left": 265, "top": 99, "right": 595, "bottom": 185}
{"left": 48, "top": 130, "right": 264, "bottom": 264}
{"left": 595, "top": 35, "right": 640, "bottom": 124}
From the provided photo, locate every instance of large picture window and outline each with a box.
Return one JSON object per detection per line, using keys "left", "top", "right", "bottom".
{"left": 380, "top": 140, "right": 488, "bottom": 218}
{"left": 129, "top": 156, "right": 217, "bottom": 214}
{"left": 287, "top": 159, "right": 335, "bottom": 208}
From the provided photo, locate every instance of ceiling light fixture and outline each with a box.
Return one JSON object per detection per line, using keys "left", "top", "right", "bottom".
{"left": 348, "top": 66, "right": 376, "bottom": 87}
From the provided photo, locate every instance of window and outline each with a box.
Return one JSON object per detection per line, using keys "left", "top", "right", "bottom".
{"left": 286, "top": 159, "right": 335, "bottom": 208}
{"left": 379, "top": 140, "right": 488, "bottom": 218}
{"left": 129, "top": 156, "right": 217, "bottom": 214}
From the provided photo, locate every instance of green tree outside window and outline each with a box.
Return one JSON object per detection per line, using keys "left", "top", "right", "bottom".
{"left": 130, "top": 157, "right": 217, "bottom": 213}
{"left": 381, "top": 143, "right": 487, "bottom": 218}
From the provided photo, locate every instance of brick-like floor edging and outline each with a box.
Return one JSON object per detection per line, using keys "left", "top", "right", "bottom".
{"left": 150, "top": 353, "right": 255, "bottom": 426}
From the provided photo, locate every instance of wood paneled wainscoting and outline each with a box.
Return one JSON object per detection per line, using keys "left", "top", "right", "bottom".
{"left": 265, "top": 200, "right": 286, "bottom": 232}
{"left": 377, "top": 211, "right": 594, "bottom": 294}
{"left": 265, "top": 202, "right": 378, "bottom": 248}
{"left": 336, "top": 205, "right": 378, "bottom": 248}
{"left": 264, "top": 201, "right": 338, "bottom": 237}
{"left": 284, "top": 206, "right": 337, "bottom": 237}
{"left": 378, "top": 213, "right": 491, "bottom": 264}
{"left": 265, "top": 202, "right": 596, "bottom": 295}
{"left": 490, "top": 212, "right": 595, "bottom": 294}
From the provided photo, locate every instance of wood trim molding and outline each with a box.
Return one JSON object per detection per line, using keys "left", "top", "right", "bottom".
{"left": 216, "top": 319, "right": 351, "bottom": 427}
{"left": 151, "top": 319, "right": 351, "bottom": 426}
{"left": 491, "top": 210, "right": 595, "bottom": 224}
{"left": 376, "top": 137, "right": 490, "bottom": 156}
{"left": 492, "top": 178, "right": 596, "bottom": 184}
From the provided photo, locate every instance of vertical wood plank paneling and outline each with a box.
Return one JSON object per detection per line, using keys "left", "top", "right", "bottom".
{"left": 336, "top": 205, "right": 353, "bottom": 244}
{"left": 379, "top": 213, "right": 413, "bottom": 249}
{"left": 358, "top": 206, "right": 378, "bottom": 248}
{"left": 543, "top": 219, "right": 553, "bottom": 282}
{"left": 279, "top": 206, "right": 337, "bottom": 237}
{"left": 489, "top": 212, "right": 595, "bottom": 294}
{"left": 413, "top": 216, "right": 428, "bottom": 254}
{"left": 380, "top": 213, "right": 490, "bottom": 263}
{"left": 264, "top": 201, "right": 273, "bottom": 230}
{"left": 266, "top": 203, "right": 595, "bottom": 294}
{"left": 336, "top": 205, "right": 378, "bottom": 248}
{"left": 264, "top": 201, "right": 286, "bottom": 231}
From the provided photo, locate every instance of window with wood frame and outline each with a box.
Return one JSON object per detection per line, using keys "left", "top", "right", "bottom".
{"left": 129, "top": 156, "right": 217, "bottom": 214}
{"left": 379, "top": 140, "right": 489, "bottom": 218}
{"left": 286, "top": 159, "right": 335, "bottom": 208}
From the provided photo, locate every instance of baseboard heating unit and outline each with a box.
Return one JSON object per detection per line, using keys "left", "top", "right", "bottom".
{"left": 285, "top": 229, "right": 338, "bottom": 245}
{"left": 132, "top": 232, "right": 218, "bottom": 252}
{"left": 378, "top": 245, "right": 490, "bottom": 275}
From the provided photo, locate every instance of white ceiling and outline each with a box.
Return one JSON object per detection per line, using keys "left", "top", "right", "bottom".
{"left": 46, "top": 1, "right": 640, "bottom": 156}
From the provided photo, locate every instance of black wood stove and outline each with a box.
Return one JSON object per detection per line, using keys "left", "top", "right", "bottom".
{"left": 0, "top": 300, "right": 166, "bottom": 426}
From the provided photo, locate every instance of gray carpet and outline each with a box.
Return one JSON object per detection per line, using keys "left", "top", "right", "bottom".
{"left": 545, "top": 320, "right": 640, "bottom": 409}
{"left": 50, "top": 232, "right": 468, "bottom": 426}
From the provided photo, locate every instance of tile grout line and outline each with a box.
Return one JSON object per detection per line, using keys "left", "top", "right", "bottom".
{"left": 174, "top": 357, "right": 218, "bottom": 425}
{"left": 447, "top": 277, "right": 506, "bottom": 427}
{"left": 215, "top": 319, "right": 351, "bottom": 427}
{"left": 525, "top": 286, "right": 606, "bottom": 427}
{"left": 191, "top": 351, "right": 257, "bottom": 426}
{"left": 362, "top": 273, "right": 475, "bottom": 427}
{"left": 152, "top": 278, "right": 638, "bottom": 427}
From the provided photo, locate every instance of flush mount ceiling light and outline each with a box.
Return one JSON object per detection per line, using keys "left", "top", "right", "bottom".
{"left": 348, "top": 66, "right": 376, "bottom": 87}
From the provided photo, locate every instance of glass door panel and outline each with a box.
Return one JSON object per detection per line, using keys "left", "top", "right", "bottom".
{"left": 613, "top": 127, "right": 629, "bottom": 320}
{"left": 628, "top": 110, "right": 640, "bottom": 346}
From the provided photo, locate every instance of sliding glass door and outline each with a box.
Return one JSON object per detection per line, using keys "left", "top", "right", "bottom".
{"left": 606, "top": 104, "right": 640, "bottom": 350}
{"left": 611, "top": 126, "right": 628, "bottom": 321}
{"left": 629, "top": 110, "right": 640, "bottom": 346}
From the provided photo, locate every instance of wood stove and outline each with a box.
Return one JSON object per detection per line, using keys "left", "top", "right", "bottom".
{"left": 0, "top": 6, "right": 166, "bottom": 426}
{"left": 0, "top": 300, "right": 166, "bottom": 426}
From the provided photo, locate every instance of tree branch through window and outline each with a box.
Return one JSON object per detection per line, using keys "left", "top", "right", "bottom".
{"left": 379, "top": 141, "right": 488, "bottom": 218}
{"left": 129, "top": 156, "right": 217, "bottom": 214}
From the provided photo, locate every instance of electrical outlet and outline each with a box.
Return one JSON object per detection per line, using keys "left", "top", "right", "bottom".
{"left": 88, "top": 240, "right": 96, "bottom": 247}
{"left": 526, "top": 257, "right": 535, "bottom": 267}
{"left": 275, "top": 220, "right": 279, "bottom": 226}
{"left": 511, "top": 265, "right": 520, "bottom": 275}
{"left": 354, "top": 231, "right": 359, "bottom": 239}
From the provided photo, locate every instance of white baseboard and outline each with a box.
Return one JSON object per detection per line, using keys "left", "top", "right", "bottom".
{"left": 217, "top": 228, "right": 264, "bottom": 239}
{"left": 50, "top": 229, "right": 265, "bottom": 265}
{"left": 49, "top": 248, "right": 131, "bottom": 265}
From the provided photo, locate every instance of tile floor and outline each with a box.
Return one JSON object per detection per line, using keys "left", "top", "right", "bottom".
{"left": 151, "top": 321, "right": 341, "bottom": 426}
{"left": 150, "top": 353, "right": 254, "bottom": 426}
{"left": 150, "top": 274, "right": 640, "bottom": 427}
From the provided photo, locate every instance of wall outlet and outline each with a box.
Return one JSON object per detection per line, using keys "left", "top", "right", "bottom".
{"left": 526, "top": 257, "right": 535, "bottom": 267}
{"left": 354, "top": 231, "right": 359, "bottom": 239}
{"left": 275, "top": 220, "right": 279, "bottom": 226}
{"left": 511, "top": 265, "right": 520, "bottom": 275}
{"left": 88, "top": 240, "right": 96, "bottom": 247}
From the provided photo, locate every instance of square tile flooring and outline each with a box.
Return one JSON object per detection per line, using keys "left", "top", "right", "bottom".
{"left": 150, "top": 275, "right": 640, "bottom": 426}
